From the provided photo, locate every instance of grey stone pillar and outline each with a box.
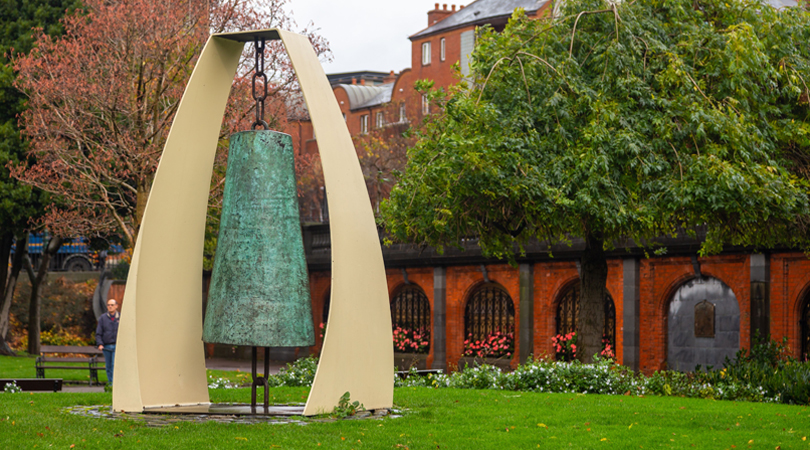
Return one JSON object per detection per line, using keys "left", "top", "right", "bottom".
{"left": 750, "top": 253, "right": 770, "bottom": 346}
{"left": 519, "top": 263, "right": 534, "bottom": 364}
{"left": 432, "top": 266, "right": 447, "bottom": 370}
{"left": 622, "top": 258, "right": 640, "bottom": 371}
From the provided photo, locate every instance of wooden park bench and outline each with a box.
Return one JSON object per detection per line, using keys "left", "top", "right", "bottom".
{"left": 1, "top": 378, "right": 63, "bottom": 392}
{"left": 36, "top": 345, "right": 105, "bottom": 385}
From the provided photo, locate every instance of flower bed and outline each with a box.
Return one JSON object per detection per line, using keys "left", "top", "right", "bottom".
{"left": 393, "top": 325, "right": 430, "bottom": 354}
{"left": 462, "top": 330, "right": 514, "bottom": 359}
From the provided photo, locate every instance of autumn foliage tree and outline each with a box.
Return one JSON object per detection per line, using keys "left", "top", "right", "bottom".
{"left": 353, "top": 102, "right": 419, "bottom": 215}
{"left": 0, "top": 0, "right": 81, "bottom": 355}
{"left": 13, "top": 0, "right": 329, "bottom": 248}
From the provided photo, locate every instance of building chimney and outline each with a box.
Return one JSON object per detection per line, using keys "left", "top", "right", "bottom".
{"left": 428, "top": 3, "right": 454, "bottom": 26}
{"left": 384, "top": 70, "right": 397, "bottom": 83}
{"left": 360, "top": 79, "right": 366, "bottom": 86}
{"left": 351, "top": 77, "right": 357, "bottom": 85}
{"left": 452, "top": 4, "right": 456, "bottom": 11}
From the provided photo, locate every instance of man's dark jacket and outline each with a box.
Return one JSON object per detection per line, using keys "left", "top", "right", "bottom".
{"left": 96, "top": 312, "right": 119, "bottom": 346}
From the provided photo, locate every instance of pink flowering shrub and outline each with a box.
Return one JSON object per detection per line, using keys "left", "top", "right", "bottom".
{"left": 392, "top": 325, "right": 430, "bottom": 354}
{"left": 553, "top": 332, "right": 615, "bottom": 361}
{"left": 600, "top": 337, "right": 615, "bottom": 359}
{"left": 462, "top": 330, "right": 514, "bottom": 359}
{"left": 552, "top": 332, "right": 578, "bottom": 361}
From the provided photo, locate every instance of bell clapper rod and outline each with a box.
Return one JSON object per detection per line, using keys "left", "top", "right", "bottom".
{"left": 250, "top": 346, "right": 271, "bottom": 412}
{"left": 252, "top": 37, "right": 269, "bottom": 130}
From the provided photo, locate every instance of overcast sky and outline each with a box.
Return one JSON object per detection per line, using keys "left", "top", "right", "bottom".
{"left": 287, "top": 1, "right": 451, "bottom": 74}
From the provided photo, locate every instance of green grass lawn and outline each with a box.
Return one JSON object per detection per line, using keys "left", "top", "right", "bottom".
{"left": 2, "top": 355, "right": 809, "bottom": 449}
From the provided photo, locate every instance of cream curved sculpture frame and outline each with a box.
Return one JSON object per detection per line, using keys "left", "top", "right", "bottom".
{"left": 112, "top": 29, "right": 393, "bottom": 415}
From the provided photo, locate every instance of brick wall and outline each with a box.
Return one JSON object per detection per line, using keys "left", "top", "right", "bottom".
{"left": 386, "top": 267, "right": 435, "bottom": 366}
{"left": 770, "top": 252, "right": 810, "bottom": 359}
{"left": 638, "top": 254, "right": 750, "bottom": 373}
{"left": 306, "top": 250, "right": 809, "bottom": 370}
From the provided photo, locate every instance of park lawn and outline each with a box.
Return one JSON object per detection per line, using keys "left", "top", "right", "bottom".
{"left": 1, "top": 384, "right": 809, "bottom": 449}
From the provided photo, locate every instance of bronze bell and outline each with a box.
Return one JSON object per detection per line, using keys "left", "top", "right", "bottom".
{"left": 202, "top": 130, "right": 315, "bottom": 348}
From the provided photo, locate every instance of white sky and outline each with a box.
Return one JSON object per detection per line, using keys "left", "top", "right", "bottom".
{"left": 287, "top": 1, "right": 448, "bottom": 74}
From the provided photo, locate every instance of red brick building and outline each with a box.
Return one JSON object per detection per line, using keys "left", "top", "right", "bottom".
{"left": 287, "top": 1, "right": 810, "bottom": 372}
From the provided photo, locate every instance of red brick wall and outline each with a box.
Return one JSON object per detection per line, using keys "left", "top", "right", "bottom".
{"left": 770, "top": 252, "right": 810, "bottom": 359}
{"left": 444, "top": 264, "right": 520, "bottom": 369}
{"left": 306, "top": 251, "right": 808, "bottom": 369}
{"left": 531, "top": 260, "right": 623, "bottom": 362}
{"left": 386, "top": 267, "right": 435, "bottom": 366}
{"left": 638, "top": 254, "right": 750, "bottom": 374}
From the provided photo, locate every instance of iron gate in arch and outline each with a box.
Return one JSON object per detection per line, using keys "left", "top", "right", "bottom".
{"left": 390, "top": 285, "right": 431, "bottom": 332}
{"left": 464, "top": 284, "right": 515, "bottom": 341}
{"left": 555, "top": 284, "right": 616, "bottom": 346}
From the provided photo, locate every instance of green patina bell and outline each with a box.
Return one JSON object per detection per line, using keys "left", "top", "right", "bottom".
{"left": 202, "top": 130, "right": 315, "bottom": 348}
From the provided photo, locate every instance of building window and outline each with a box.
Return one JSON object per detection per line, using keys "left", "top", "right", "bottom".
{"left": 399, "top": 103, "right": 406, "bottom": 123}
{"left": 360, "top": 114, "right": 368, "bottom": 134}
{"left": 421, "top": 94, "right": 429, "bottom": 115}
{"left": 376, "top": 111, "right": 384, "bottom": 128}
{"left": 421, "top": 41, "right": 431, "bottom": 65}
{"left": 440, "top": 37, "right": 446, "bottom": 61}
{"left": 342, "top": 113, "right": 346, "bottom": 121}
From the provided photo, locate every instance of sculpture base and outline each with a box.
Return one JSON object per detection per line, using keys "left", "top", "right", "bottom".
{"left": 142, "top": 403, "right": 304, "bottom": 416}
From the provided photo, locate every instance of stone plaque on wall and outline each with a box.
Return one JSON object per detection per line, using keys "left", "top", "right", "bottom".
{"left": 695, "top": 300, "right": 715, "bottom": 338}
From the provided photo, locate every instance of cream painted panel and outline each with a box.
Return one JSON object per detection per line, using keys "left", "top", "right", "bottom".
{"left": 113, "top": 30, "right": 391, "bottom": 415}
{"left": 113, "top": 37, "right": 245, "bottom": 411}
{"left": 276, "top": 30, "right": 393, "bottom": 416}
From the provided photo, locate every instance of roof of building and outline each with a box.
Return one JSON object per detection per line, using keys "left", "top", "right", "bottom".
{"left": 327, "top": 71, "right": 393, "bottom": 86}
{"left": 337, "top": 83, "right": 394, "bottom": 111}
{"left": 411, "top": 0, "right": 548, "bottom": 39}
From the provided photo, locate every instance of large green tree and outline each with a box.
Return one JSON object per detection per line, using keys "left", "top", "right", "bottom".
{"left": 0, "top": 0, "right": 81, "bottom": 355}
{"left": 382, "top": 0, "right": 810, "bottom": 362}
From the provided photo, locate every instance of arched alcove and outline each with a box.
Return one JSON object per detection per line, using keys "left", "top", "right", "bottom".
{"left": 464, "top": 283, "right": 515, "bottom": 340}
{"left": 667, "top": 276, "right": 739, "bottom": 371}
{"left": 554, "top": 283, "right": 616, "bottom": 356}
{"left": 390, "top": 285, "right": 431, "bottom": 353}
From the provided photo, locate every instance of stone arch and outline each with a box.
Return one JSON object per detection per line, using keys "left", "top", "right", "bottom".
{"left": 666, "top": 276, "right": 740, "bottom": 371}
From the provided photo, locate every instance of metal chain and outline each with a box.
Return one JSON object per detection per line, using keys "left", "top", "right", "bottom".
{"left": 252, "top": 37, "right": 269, "bottom": 130}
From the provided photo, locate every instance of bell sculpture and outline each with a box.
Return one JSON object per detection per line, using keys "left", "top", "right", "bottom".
{"left": 202, "top": 37, "right": 314, "bottom": 412}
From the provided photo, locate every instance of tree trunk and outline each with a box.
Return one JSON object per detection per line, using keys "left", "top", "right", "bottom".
{"left": 132, "top": 178, "right": 152, "bottom": 248}
{"left": 25, "top": 236, "right": 62, "bottom": 356}
{"left": 577, "top": 233, "right": 608, "bottom": 363}
{"left": 0, "top": 232, "right": 21, "bottom": 356}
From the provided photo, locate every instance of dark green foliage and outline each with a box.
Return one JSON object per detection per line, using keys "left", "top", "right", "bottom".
{"left": 718, "top": 334, "right": 810, "bottom": 404}
{"left": 0, "top": 0, "right": 82, "bottom": 227}
{"left": 8, "top": 276, "right": 95, "bottom": 343}
{"left": 109, "top": 261, "right": 129, "bottom": 280}
{"left": 383, "top": 0, "right": 810, "bottom": 259}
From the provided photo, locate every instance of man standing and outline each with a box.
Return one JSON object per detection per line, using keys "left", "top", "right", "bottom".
{"left": 96, "top": 299, "right": 120, "bottom": 386}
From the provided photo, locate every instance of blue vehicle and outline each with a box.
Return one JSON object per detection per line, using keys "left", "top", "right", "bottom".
{"left": 21, "top": 235, "right": 125, "bottom": 272}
